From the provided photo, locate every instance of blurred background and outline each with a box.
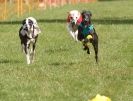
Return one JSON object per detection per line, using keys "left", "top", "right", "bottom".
{"left": 0, "top": 0, "right": 96, "bottom": 21}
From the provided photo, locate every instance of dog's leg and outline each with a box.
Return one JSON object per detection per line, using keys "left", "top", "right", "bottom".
{"left": 26, "top": 49, "right": 30, "bottom": 64}
{"left": 82, "top": 42, "right": 90, "bottom": 55}
{"left": 21, "top": 43, "right": 25, "bottom": 53}
{"left": 30, "top": 43, "right": 35, "bottom": 64}
{"left": 67, "top": 24, "right": 78, "bottom": 41}
{"left": 30, "top": 36, "right": 38, "bottom": 64}
{"left": 82, "top": 38, "right": 91, "bottom": 54}
{"left": 75, "top": 30, "right": 78, "bottom": 42}
{"left": 70, "top": 31, "right": 77, "bottom": 41}
{"left": 20, "top": 37, "right": 25, "bottom": 53}
{"left": 92, "top": 33, "right": 98, "bottom": 63}
{"left": 25, "top": 42, "right": 31, "bottom": 64}
{"left": 26, "top": 53, "right": 30, "bottom": 64}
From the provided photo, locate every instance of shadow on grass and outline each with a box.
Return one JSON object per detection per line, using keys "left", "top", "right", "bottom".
{"left": 0, "top": 19, "right": 65, "bottom": 25}
{"left": 45, "top": 48, "right": 69, "bottom": 53}
{"left": 0, "top": 59, "right": 21, "bottom": 64}
{"left": 0, "top": 18, "right": 133, "bottom": 25}
{"left": 93, "top": 18, "right": 133, "bottom": 24}
{"left": 38, "top": 18, "right": 133, "bottom": 25}
{"left": 49, "top": 61, "right": 76, "bottom": 66}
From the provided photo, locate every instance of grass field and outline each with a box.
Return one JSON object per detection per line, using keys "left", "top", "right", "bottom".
{"left": 0, "top": 0, "right": 133, "bottom": 101}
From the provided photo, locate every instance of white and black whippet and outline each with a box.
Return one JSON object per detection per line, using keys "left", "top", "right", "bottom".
{"left": 19, "top": 17, "right": 41, "bottom": 64}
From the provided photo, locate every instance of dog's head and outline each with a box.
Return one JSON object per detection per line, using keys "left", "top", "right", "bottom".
{"left": 26, "top": 18, "right": 34, "bottom": 32}
{"left": 67, "top": 10, "right": 81, "bottom": 26}
{"left": 21, "top": 17, "right": 37, "bottom": 38}
{"left": 81, "top": 10, "right": 92, "bottom": 25}
{"left": 22, "top": 17, "right": 41, "bottom": 38}
{"left": 22, "top": 17, "right": 35, "bottom": 32}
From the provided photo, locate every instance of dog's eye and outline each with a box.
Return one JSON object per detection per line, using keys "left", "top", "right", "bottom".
{"left": 70, "top": 17, "right": 73, "bottom": 19}
{"left": 28, "top": 20, "right": 33, "bottom": 26}
{"left": 83, "top": 15, "right": 85, "bottom": 18}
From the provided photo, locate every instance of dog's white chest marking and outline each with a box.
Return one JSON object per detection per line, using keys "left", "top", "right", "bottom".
{"left": 27, "top": 38, "right": 35, "bottom": 45}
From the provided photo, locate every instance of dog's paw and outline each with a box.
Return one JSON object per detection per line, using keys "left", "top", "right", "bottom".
{"left": 87, "top": 49, "right": 91, "bottom": 54}
{"left": 83, "top": 46, "right": 88, "bottom": 50}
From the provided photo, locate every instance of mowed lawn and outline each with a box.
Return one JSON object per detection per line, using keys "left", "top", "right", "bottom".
{"left": 0, "top": 0, "right": 133, "bottom": 101}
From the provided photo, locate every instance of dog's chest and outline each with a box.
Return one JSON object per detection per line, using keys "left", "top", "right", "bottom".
{"left": 27, "top": 38, "right": 35, "bottom": 45}
{"left": 21, "top": 28, "right": 37, "bottom": 39}
{"left": 71, "top": 24, "right": 78, "bottom": 32}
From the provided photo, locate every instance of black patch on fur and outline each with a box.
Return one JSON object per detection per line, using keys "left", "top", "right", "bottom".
{"left": 22, "top": 19, "right": 26, "bottom": 25}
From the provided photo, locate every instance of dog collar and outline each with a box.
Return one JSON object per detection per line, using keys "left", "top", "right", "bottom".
{"left": 77, "top": 15, "right": 82, "bottom": 25}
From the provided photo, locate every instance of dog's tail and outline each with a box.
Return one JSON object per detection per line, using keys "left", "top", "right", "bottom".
{"left": 92, "top": 31, "right": 98, "bottom": 63}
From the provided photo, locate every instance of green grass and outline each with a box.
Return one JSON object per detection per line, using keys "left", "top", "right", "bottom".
{"left": 0, "top": 0, "right": 133, "bottom": 101}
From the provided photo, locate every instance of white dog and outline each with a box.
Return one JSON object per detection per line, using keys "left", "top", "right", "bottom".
{"left": 66, "top": 10, "right": 82, "bottom": 41}
{"left": 19, "top": 17, "right": 41, "bottom": 64}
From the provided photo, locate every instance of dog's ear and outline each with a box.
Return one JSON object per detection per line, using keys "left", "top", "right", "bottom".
{"left": 78, "top": 11, "right": 81, "bottom": 17}
{"left": 81, "top": 10, "right": 86, "bottom": 16}
{"left": 87, "top": 11, "right": 92, "bottom": 17}
{"left": 22, "top": 19, "right": 26, "bottom": 25}
{"left": 85, "top": 11, "right": 92, "bottom": 17}
{"left": 81, "top": 10, "right": 92, "bottom": 17}
{"left": 67, "top": 11, "right": 70, "bottom": 16}
{"left": 67, "top": 11, "right": 70, "bottom": 15}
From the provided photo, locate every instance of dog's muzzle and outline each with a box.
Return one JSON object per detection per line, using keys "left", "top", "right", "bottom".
{"left": 83, "top": 21, "right": 88, "bottom": 25}
{"left": 72, "top": 22, "right": 76, "bottom": 27}
{"left": 84, "top": 17, "right": 89, "bottom": 22}
{"left": 24, "top": 26, "right": 28, "bottom": 31}
{"left": 71, "top": 19, "right": 76, "bottom": 27}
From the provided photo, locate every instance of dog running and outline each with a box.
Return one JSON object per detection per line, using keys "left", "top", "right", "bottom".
{"left": 19, "top": 17, "right": 41, "bottom": 64}
{"left": 66, "top": 10, "right": 82, "bottom": 41}
{"left": 78, "top": 10, "right": 98, "bottom": 62}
